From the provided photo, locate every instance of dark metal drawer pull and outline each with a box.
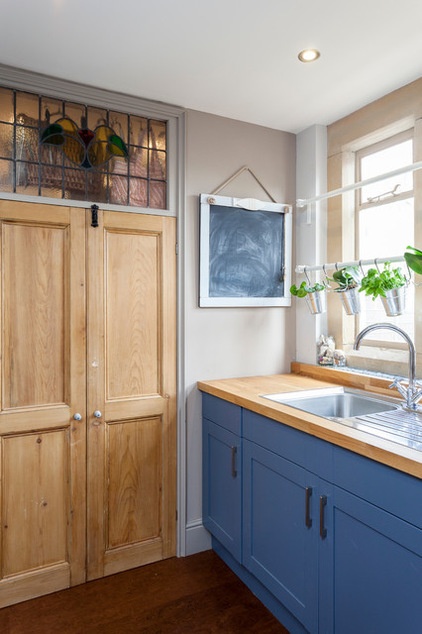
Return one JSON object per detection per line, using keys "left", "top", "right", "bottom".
{"left": 319, "top": 495, "right": 327, "bottom": 539}
{"left": 305, "top": 486, "right": 313, "bottom": 528}
{"left": 231, "top": 446, "right": 237, "bottom": 478}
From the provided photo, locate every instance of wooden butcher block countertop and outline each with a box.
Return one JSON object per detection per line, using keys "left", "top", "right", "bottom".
{"left": 197, "top": 363, "right": 422, "bottom": 479}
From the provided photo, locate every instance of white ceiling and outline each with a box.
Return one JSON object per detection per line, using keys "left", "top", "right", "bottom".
{"left": 1, "top": 0, "right": 421, "bottom": 133}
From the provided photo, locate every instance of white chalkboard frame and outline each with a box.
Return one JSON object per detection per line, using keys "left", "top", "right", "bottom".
{"left": 199, "top": 193, "right": 292, "bottom": 307}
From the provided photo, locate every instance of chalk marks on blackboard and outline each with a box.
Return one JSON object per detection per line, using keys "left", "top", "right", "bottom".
{"left": 209, "top": 206, "right": 284, "bottom": 298}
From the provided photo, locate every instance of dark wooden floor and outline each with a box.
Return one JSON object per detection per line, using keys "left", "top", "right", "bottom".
{"left": 0, "top": 550, "right": 289, "bottom": 633}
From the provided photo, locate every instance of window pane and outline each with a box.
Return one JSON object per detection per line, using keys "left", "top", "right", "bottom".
{"left": 130, "top": 116, "right": 148, "bottom": 146}
{"left": 41, "top": 164, "right": 63, "bottom": 198}
{"left": 128, "top": 148, "right": 148, "bottom": 178}
{"left": 359, "top": 198, "right": 413, "bottom": 259}
{"left": 16, "top": 91, "right": 39, "bottom": 123}
{"left": 0, "top": 159, "right": 13, "bottom": 191}
{"left": 0, "top": 86, "right": 168, "bottom": 209}
{"left": 358, "top": 197, "right": 414, "bottom": 342}
{"left": 129, "top": 178, "right": 147, "bottom": 207}
{"left": 149, "top": 181, "right": 166, "bottom": 209}
{"left": 360, "top": 139, "right": 413, "bottom": 202}
{"left": 0, "top": 122, "right": 13, "bottom": 158}
{"left": 149, "top": 149, "right": 166, "bottom": 180}
{"left": 0, "top": 87, "right": 14, "bottom": 123}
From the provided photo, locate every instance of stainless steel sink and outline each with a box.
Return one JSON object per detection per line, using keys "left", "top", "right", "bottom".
{"left": 262, "top": 386, "right": 398, "bottom": 418}
{"left": 262, "top": 386, "right": 422, "bottom": 451}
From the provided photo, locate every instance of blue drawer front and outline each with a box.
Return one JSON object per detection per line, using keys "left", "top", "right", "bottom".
{"left": 243, "top": 409, "right": 335, "bottom": 481}
{"left": 334, "top": 446, "right": 422, "bottom": 528}
{"left": 202, "top": 393, "right": 242, "bottom": 435}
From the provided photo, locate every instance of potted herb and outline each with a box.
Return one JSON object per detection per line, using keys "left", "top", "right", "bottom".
{"left": 290, "top": 280, "right": 327, "bottom": 314}
{"left": 329, "top": 266, "right": 361, "bottom": 315}
{"left": 359, "top": 262, "right": 407, "bottom": 316}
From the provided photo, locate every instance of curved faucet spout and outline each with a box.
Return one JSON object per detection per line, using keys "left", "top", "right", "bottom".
{"left": 353, "top": 323, "right": 418, "bottom": 409}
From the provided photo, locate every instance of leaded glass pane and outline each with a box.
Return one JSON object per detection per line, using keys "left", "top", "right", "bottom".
{"left": 149, "top": 149, "right": 166, "bottom": 180}
{"left": 16, "top": 91, "right": 39, "bottom": 123}
{"left": 16, "top": 162, "right": 39, "bottom": 195}
{"left": 0, "top": 86, "right": 167, "bottom": 209}
{"left": 110, "top": 173, "right": 128, "bottom": 205}
{"left": 63, "top": 168, "right": 86, "bottom": 200}
{"left": 40, "top": 96, "right": 63, "bottom": 122}
{"left": 110, "top": 111, "right": 129, "bottom": 143}
{"left": 128, "top": 148, "right": 148, "bottom": 178}
{"left": 0, "top": 122, "right": 13, "bottom": 158}
{"left": 64, "top": 102, "right": 86, "bottom": 127}
{"left": 130, "top": 116, "right": 148, "bottom": 146}
{"left": 87, "top": 106, "right": 108, "bottom": 131}
{"left": 40, "top": 162, "right": 62, "bottom": 189}
{"left": 87, "top": 171, "right": 107, "bottom": 202}
{"left": 41, "top": 164, "right": 63, "bottom": 198}
{"left": 0, "top": 159, "right": 13, "bottom": 191}
{"left": 150, "top": 120, "right": 166, "bottom": 151}
{"left": 149, "top": 181, "right": 166, "bottom": 209}
{"left": 0, "top": 88, "right": 14, "bottom": 123}
{"left": 129, "top": 178, "right": 148, "bottom": 207}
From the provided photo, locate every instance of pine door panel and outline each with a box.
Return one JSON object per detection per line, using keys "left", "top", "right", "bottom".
{"left": 0, "top": 201, "right": 86, "bottom": 608}
{"left": 87, "top": 210, "right": 176, "bottom": 580}
{"left": 2, "top": 430, "right": 68, "bottom": 576}
{"left": 107, "top": 417, "right": 161, "bottom": 548}
{"left": 105, "top": 230, "right": 159, "bottom": 398}
{"left": 3, "top": 221, "right": 67, "bottom": 408}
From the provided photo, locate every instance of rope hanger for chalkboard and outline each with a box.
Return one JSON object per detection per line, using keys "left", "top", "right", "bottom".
{"left": 210, "top": 165, "right": 277, "bottom": 205}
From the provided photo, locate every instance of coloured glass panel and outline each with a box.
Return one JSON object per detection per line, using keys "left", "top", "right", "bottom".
{"left": 0, "top": 86, "right": 167, "bottom": 208}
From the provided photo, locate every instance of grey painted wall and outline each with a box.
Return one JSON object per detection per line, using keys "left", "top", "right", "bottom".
{"left": 183, "top": 109, "right": 296, "bottom": 553}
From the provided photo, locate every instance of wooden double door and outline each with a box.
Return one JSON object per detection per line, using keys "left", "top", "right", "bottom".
{"left": 0, "top": 200, "right": 177, "bottom": 607}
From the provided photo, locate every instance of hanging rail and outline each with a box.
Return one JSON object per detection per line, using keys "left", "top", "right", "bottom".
{"left": 296, "top": 160, "right": 422, "bottom": 208}
{"left": 295, "top": 255, "right": 405, "bottom": 275}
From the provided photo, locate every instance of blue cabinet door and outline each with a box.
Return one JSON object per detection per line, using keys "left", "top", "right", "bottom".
{"left": 243, "top": 439, "right": 319, "bottom": 632}
{"left": 320, "top": 485, "right": 422, "bottom": 634}
{"left": 202, "top": 418, "right": 242, "bottom": 561}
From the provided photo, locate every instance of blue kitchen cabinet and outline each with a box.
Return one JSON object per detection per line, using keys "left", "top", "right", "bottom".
{"left": 320, "top": 484, "right": 422, "bottom": 634}
{"left": 202, "top": 394, "right": 242, "bottom": 561}
{"left": 319, "top": 447, "right": 422, "bottom": 634}
{"left": 202, "top": 392, "right": 422, "bottom": 634}
{"left": 242, "top": 438, "right": 320, "bottom": 632}
{"left": 242, "top": 408, "right": 334, "bottom": 633}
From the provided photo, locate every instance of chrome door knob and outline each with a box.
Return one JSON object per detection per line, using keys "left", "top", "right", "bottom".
{"left": 73, "top": 413, "right": 82, "bottom": 421}
{"left": 93, "top": 410, "right": 102, "bottom": 418}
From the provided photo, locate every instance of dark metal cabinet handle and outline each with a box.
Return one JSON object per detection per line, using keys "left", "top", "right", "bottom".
{"left": 319, "top": 495, "right": 327, "bottom": 539}
{"left": 231, "top": 446, "right": 237, "bottom": 478}
{"left": 305, "top": 486, "right": 313, "bottom": 528}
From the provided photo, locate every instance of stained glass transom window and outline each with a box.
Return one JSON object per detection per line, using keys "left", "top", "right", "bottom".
{"left": 0, "top": 86, "right": 167, "bottom": 209}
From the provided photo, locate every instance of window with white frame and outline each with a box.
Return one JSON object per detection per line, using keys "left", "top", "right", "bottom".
{"left": 356, "top": 130, "right": 414, "bottom": 347}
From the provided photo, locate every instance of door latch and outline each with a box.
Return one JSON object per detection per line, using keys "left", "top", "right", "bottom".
{"left": 91, "top": 204, "right": 99, "bottom": 228}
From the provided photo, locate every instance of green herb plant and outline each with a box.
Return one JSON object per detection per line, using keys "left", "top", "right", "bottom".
{"left": 290, "top": 280, "right": 325, "bottom": 298}
{"left": 359, "top": 262, "right": 407, "bottom": 300}
{"left": 404, "top": 245, "right": 422, "bottom": 275}
{"left": 329, "top": 266, "right": 360, "bottom": 292}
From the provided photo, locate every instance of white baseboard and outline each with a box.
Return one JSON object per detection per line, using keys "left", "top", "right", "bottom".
{"left": 184, "top": 519, "right": 211, "bottom": 556}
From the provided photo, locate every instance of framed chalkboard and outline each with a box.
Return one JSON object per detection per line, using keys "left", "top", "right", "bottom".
{"left": 199, "top": 193, "right": 292, "bottom": 307}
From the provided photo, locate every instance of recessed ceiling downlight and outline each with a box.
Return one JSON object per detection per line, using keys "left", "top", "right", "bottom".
{"left": 298, "top": 49, "right": 320, "bottom": 63}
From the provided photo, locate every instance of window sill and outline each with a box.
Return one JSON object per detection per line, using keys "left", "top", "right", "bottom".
{"left": 346, "top": 348, "right": 409, "bottom": 378}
